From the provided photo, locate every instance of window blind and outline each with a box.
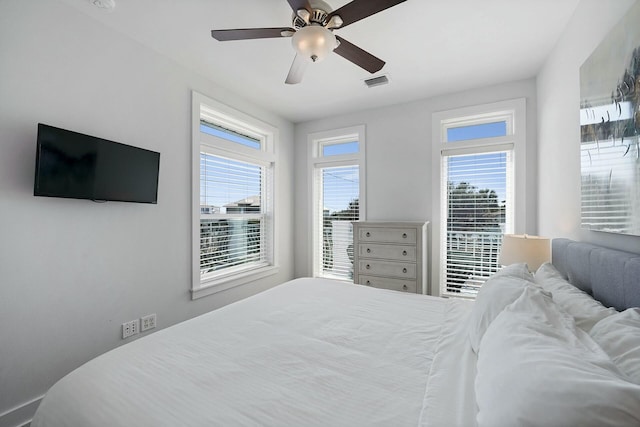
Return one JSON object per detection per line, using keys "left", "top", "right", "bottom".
{"left": 440, "top": 150, "right": 513, "bottom": 296}
{"left": 581, "top": 139, "right": 637, "bottom": 234}
{"left": 200, "top": 152, "right": 268, "bottom": 278}
{"left": 318, "top": 165, "right": 360, "bottom": 280}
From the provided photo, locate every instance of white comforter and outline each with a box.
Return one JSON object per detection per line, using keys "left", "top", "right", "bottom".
{"left": 32, "top": 278, "right": 475, "bottom": 427}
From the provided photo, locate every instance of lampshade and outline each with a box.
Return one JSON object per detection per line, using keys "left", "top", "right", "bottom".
{"left": 498, "top": 234, "right": 551, "bottom": 272}
{"left": 292, "top": 25, "right": 337, "bottom": 63}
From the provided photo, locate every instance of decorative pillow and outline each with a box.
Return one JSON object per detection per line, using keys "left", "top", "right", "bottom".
{"left": 476, "top": 286, "right": 640, "bottom": 427}
{"left": 492, "top": 262, "right": 534, "bottom": 281}
{"left": 590, "top": 308, "right": 640, "bottom": 385}
{"left": 534, "top": 262, "right": 616, "bottom": 332}
{"left": 468, "top": 274, "right": 538, "bottom": 354}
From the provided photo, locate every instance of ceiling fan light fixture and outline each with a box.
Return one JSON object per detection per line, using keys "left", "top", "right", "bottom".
{"left": 291, "top": 25, "right": 337, "bottom": 63}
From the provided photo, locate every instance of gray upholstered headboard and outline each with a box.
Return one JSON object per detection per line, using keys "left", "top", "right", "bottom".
{"left": 552, "top": 238, "right": 640, "bottom": 311}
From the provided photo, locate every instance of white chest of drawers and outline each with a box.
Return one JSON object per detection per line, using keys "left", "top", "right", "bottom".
{"left": 352, "top": 221, "right": 429, "bottom": 294}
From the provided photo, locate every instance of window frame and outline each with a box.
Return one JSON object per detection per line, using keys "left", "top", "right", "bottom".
{"left": 308, "top": 125, "right": 366, "bottom": 280}
{"left": 191, "top": 91, "right": 278, "bottom": 300}
{"left": 431, "top": 98, "right": 526, "bottom": 297}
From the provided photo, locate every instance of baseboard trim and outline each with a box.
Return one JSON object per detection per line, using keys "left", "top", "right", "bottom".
{"left": 0, "top": 396, "right": 43, "bottom": 427}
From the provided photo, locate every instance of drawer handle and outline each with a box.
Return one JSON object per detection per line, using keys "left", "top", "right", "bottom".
{"left": 403, "top": 284, "right": 408, "bottom": 291}
{"left": 367, "top": 248, "right": 371, "bottom": 253}
{"left": 366, "top": 280, "right": 371, "bottom": 285}
{"left": 402, "top": 268, "right": 407, "bottom": 273}
{"left": 402, "top": 250, "right": 407, "bottom": 256}
{"left": 402, "top": 233, "right": 407, "bottom": 239}
{"left": 366, "top": 232, "right": 371, "bottom": 237}
{"left": 366, "top": 264, "right": 371, "bottom": 270}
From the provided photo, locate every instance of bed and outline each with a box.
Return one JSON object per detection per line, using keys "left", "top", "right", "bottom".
{"left": 31, "top": 239, "right": 640, "bottom": 427}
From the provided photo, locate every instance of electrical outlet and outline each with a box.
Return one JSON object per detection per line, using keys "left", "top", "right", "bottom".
{"left": 141, "top": 313, "right": 156, "bottom": 332}
{"left": 122, "top": 319, "right": 140, "bottom": 339}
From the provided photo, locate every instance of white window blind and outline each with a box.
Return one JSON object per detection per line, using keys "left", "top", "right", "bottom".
{"left": 581, "top": 138, "right": 638, "bottom": 234}
{"left": 199, "top": 152, "right": 270, "bottom": 280}
{"left": 317, "top": 165, "right": 360, "bottom": 280}
{"left": 441, "top": 150, "right": 513, "bottom": 296}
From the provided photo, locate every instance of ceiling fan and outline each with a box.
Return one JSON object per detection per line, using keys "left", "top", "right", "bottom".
{"left": 211, "top": 0, "right": 407, "bottom": 84}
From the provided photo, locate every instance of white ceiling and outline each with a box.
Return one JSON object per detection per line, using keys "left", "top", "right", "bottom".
{"left": 59, "top": 0, "right": 580, "bottom": 123}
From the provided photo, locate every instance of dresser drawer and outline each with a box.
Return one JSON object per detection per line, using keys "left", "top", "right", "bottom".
{"left": 358, "top": 260, "right": 416, "bottom": 279}
{"left": 358, "top": 227, "right": 417, "bottom": 244}
{"left": 358, "top": 243, "right": 416, "bottom": 261}
{"left": 358, "top": 275, "right": 417, "bottom": 293}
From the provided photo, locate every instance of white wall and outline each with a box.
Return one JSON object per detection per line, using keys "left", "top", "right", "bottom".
{"left": 294, "top": 79, "right": 539, "bottom": 289}
{"left": 0, "top": 1, "right": 294, "bottom": 424}
{"left": 537, "top": 0, "right": 640, "bottom": 253}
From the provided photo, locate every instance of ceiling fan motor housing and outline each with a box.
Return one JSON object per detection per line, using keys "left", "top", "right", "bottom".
{"left": 292, "top": 0, "right": 333, "bottom": 29}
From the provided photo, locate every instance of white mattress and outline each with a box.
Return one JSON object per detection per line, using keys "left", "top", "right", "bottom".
{"left": 32, "top": 278, "right": 476, "bottom": 427}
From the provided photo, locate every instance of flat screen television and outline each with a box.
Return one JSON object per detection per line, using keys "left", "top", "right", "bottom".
{"left": 34, "top": 124, "right": 160, "bottom": 204}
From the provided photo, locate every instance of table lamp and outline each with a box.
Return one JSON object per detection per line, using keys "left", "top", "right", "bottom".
{"left": 498, "top": 234, "right": 551, "bottom": 272}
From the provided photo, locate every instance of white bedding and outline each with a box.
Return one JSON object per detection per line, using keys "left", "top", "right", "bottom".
{"left": 420, "top": 297, "right": 477, "bottom": 427}
{"left": 32, "top": 278, "right": 475, "bottom": 427}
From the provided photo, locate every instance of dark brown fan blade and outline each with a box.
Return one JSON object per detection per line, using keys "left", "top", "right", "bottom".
{"left": 334, "top": 36, "right": 385, "bottom": 73}
{"left": 287, "top": 0, "right": 312, "bottom": 14}
{"left": 327, "top": 0, "right": 407, "bottom": 28}
{"left": 211, "top": 28, "right": 295, "bottom": 41}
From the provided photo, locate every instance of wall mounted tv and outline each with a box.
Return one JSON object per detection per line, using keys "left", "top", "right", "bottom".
{"left": 34, "top": 124, "right": 160, "bottom": 204}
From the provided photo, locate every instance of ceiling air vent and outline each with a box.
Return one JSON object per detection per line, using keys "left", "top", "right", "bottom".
{"left": 90, "top": 0, "right": 115, "bottom": 10}
{"left": 364, "top": 75, "right": 389, "bottom": 88}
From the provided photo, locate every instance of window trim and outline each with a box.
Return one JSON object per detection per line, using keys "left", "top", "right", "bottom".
{"left": 191, "top": 91, "right": 278, "bottom": 300}
{"left": 431, "top": 98, "right": 526, "bottom": 297}
{"left": 307, "top": 125, "right": 366, "bottom": 279}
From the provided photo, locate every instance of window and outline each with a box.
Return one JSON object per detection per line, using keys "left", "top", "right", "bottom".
{"left": 447, "top": 121, "right": 507, "bottom": 142}
{"left": 432, "top": 99, "right": 526, "bottom": 298}
{"left": 192, "top": 92, "right": 277, "bottom": 299}
{"left": 309, "top": 126, "right": 366, "bottom": 280}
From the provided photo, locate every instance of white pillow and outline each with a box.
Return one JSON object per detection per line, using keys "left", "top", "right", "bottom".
{"left": 492, "top": 262, "right": 534, "bottom": 281}
{"left": 476, "top": 286, "right": 640, "bottom": 427}
{"left": 534, "top": 263, "right": 616, "bottom": 332}
{"left": 468, "top": 274, "right": 538, "bottom": 353}
{"left": 590, "top": 308, "right": 640, "bottom": 384}
{"left": 534, "top": 262, "right": 565, "bottom": 281}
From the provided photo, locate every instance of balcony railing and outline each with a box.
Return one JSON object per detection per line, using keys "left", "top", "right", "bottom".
{"left": 444, "top": 230, "right": 504, "bottom": 296}
{"left": 200, "top": 218, "right": 263, "bottom": 276}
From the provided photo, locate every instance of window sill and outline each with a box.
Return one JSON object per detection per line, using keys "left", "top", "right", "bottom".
{"left": 191, "top": 265, "right": 279, "bottom": 300}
